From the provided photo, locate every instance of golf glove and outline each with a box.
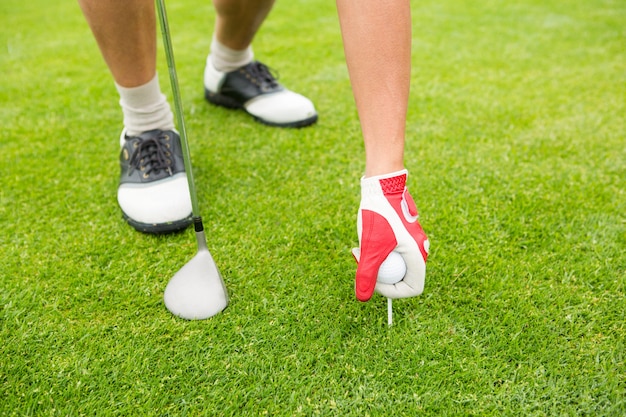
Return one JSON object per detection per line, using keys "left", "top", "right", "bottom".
{"left": 352, "top": 169, "right": 429, "bottom": 301}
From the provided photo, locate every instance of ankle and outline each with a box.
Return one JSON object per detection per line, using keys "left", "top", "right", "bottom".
{"left": 115, "top": 73, "right": 175, "bottom": 136}
{"left": 209, "top": 35, "right": 254, "bottom": 73}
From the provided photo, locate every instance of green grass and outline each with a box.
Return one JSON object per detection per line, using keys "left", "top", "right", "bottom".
{"left": 1, "top": 0, "right": 625, "bottom": 415}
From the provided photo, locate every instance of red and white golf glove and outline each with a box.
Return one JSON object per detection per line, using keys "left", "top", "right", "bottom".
{"left": 352, "top": 169, "right": 429, "bottom": 301}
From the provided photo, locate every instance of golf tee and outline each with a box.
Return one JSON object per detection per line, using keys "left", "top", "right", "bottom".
{"left": 387, "top": 298, "right": 393, "bottom": 326}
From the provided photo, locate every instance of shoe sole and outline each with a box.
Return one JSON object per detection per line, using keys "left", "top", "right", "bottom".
{"left": 123, "top": 213, "right": 193, "bottom": 234}
{"left": 204, "top": 89, "right": 318, "bottom": 128}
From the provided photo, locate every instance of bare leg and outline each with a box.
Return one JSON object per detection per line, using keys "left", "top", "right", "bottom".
{"left": 78, "top": 0, "right": 156, "bottom": 88}
{"left": 79, "top": 0, "right": 277, "bottom": 79}
{"left": 336, "top": 0, "right": 411, "bottom": 177}
{"left": 212, "top": 0, "right": 275, "bottom": 50}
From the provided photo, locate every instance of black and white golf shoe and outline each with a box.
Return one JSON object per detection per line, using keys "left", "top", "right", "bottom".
{"left": 204, "top": 60, "right": 318, "bottom": 128}
{"left": 118, "top": 129, "right": 192, "bottom": 234}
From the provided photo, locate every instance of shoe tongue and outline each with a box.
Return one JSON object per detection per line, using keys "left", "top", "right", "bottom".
{"left": 250, "top": 62, "right": 279, "bottom": 88}
{"left": 138, "top": 129, "right": 162, "bottom": 139}
{"left": 130, "top": 132, "right": 171, "bottom": 175}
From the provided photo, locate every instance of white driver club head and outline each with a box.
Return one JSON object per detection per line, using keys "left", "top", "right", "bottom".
{"left": 164, "top": 246, "right": 228, "bottom": 320}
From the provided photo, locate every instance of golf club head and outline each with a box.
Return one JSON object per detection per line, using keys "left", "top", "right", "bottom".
{"left": 164, "top": 248, "right": 229, "bottom": 320}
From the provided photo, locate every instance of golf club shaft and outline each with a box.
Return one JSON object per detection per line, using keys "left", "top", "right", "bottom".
{"left": 155, "top": 0, "right": 201, "bottom": 221}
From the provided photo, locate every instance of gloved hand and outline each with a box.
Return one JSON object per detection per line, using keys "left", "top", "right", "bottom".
{"left": 352, "top": 169, "right": 429, "bottom": 301}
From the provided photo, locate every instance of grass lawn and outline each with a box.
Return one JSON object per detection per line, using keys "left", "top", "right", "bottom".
{"left": 1, "top": 0, "right": 624, "bottom": 415}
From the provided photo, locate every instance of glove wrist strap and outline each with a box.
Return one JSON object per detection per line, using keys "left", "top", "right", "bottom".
{"left": 361, "top": 169, "right": 408, "bottom": 197}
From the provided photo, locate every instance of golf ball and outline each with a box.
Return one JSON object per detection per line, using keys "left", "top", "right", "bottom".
{"left": 377, "top": 251, "right": 406, "bottom": 284}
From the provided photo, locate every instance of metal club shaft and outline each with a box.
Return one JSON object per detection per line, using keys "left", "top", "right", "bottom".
{"left": 155, "top": 0, "right": 201, "bottom": 219}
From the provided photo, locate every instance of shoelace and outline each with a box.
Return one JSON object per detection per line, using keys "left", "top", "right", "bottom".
{"left": 246, "top": 62, "right": 280, "bottom": 89}
{"left": 128, "top": 133, "right": 173, "bottom": 177}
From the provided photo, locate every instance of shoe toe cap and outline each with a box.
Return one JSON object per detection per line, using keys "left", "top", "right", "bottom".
{"left": 118, "top": 173, "right": 192, "bottom": 225}
{"left": 245, "top": 90, "right": 317, "bottom": 125}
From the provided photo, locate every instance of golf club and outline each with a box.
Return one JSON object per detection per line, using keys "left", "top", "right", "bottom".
{"left": 156, "top": 0, "right": 229, "bottom": 320}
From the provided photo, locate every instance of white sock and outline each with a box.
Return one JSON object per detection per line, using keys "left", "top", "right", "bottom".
{"left": 115, "top": 73, "right": 175, "bottom": 137}
{"left": 208, "top": 35, "right": 254, "bottom": 73}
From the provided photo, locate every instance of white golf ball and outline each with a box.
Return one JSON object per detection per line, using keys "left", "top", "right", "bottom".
{"left": 377, "top": 251, "right": 406, "bottom": 284}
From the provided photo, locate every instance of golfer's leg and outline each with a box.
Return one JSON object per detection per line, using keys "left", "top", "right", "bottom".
{"left": 212, "top": 0, "right": 275, "bottom": 49}
{"left": 78, "top": 0, "right": 191, "bottom": 234}
{"left": 336, "top": 0, "right": 411, "bottom": 177}
{"left": 78, "top": 0, "right": 156, "bottom": 88}
{"left": 205, "top": 0, "right": 318, "bottom": 127}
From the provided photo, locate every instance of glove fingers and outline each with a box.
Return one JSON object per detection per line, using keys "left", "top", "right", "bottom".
{"left": 355, "top": 210, "right": 397, "bottom": 302}
{"left": 356, "top": 246, "right": 425, "bottom": 299}
{"left": 375, "top": 281, "right": 416, "bottom": 299}
{"left": 401, "top": 252, "right": 426, "bottom": 295}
